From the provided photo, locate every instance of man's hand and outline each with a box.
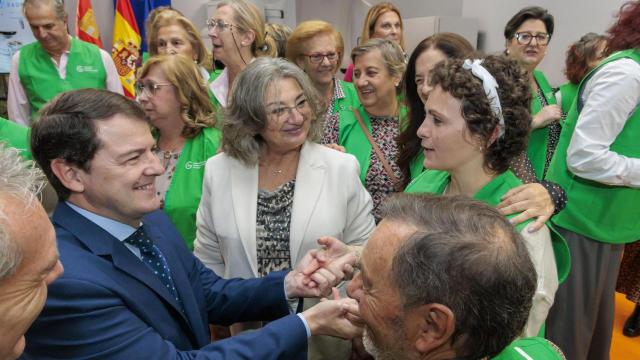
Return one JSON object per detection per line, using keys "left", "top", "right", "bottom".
{"left": 532, "top": 104, "right": 562, "bottom": 129}
{"left": 301, "top": 288, "right": 363, "bottom": 339}
{"left": 497, "top": 183, "right": 554, "bottom": 232}
{"left": 284, "top": 237, "right": 360, "bottom": 298}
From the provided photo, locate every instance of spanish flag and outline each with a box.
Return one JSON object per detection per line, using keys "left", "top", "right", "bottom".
{"left": 76, "top": 0, "right": 102, "bottom": 47}
{"left": 112, "top": 0, "right": 141, "bottom": 98}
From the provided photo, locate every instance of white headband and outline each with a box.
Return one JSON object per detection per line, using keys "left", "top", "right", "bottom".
{"left": 462, "top": 59, "right": 505, "bottom": 138}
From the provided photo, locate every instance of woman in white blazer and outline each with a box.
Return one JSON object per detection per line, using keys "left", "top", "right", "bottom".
{"left": 194, "top": 57, "right": 375, "bottom": 359}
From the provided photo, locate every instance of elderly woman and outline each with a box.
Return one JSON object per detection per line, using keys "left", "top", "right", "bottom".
{"left": 147, "top": 14, "right": 212, "bottom": 81}
{"left": 194, "top": 57, "right": 375, "bottom": 358}
{"left": 405, "top": 55, "right": 569, "bottom": 337}
{"left": 557, "top": 32, "right": 607, "bottom": 114}
{"left": 345, "top": 2, "right": 404, "bottom": 82}
{"left": 136, "top": 55, "right": 221, "bottom": 249}
{"left": 207, "top": 0, "right": 275, "bottom": 109}
{"left": 504, "top": 6, "right": 560, "bottom": 179}
{"left": 326, "top": 39, "right": 406, "bottom": 220}
{"left": 400, "top": 33, "right": 564, "bottom": 231}
{"left": 286, "top": 20, "right": 360, "bottom": 139}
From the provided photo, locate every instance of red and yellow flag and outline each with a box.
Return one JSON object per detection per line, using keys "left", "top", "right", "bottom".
{"left": 76, "top": 0, "right": 102, "bottom": 47}
{"left": 112, "top": 0, "right": 141, "bottom": 98}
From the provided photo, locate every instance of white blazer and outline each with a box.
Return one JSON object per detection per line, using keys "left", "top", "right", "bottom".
{"left": 194, "top": 141, "right": 375, "bottom": 279}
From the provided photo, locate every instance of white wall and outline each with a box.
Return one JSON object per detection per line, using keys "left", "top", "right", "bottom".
{"left": 61, "top": 0, "right": 627, "bottom": 84}
{"left": 461, "top": 0, "right": 626, "bottom": 85}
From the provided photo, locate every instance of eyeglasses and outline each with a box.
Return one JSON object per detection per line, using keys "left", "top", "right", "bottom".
{"left": 135, "top": 82, "right": 173, "bottom": 97}
{"left": 267, "top": 98, "right": 309, "bottom": 120}
{"left": 514, "top": 32, "right": 550, "bottom": 46}
{"left": 206, "top": 18, "right": 235, "bottom": 32}
{"left": 302, "top": 52, "right": 338, "bottom": 64}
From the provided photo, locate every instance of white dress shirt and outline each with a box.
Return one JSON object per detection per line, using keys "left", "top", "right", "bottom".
{"left": 7, "top": 39, "right": 124, "bottom": 125}
{"left": 567, "top": 58, "right": 640, "bottom": 187}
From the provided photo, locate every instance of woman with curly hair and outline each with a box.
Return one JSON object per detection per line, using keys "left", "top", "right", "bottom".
{"left": 136, "top": 55, "right": 221, "bottom": 249}
{"left": 557, "top": 32, "right": 607, "bottom": 114}
{"left": 405, "top": 54, "right": 569, "bottom": 337}
{"left": 545, "top": 1, "right": 640, "bottom": 358}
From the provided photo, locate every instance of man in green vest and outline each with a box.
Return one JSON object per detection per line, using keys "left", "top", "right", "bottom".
{"left": 346, "top": 194, "right": 564, "bottom": 359}
{"left": 7, "top": 0, "right": 123, "bottom": 125}
{"left": 544, "top": 3, "right": 640, "bottom": 359}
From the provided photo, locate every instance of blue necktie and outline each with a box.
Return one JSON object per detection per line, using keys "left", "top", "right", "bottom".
{"left": 125, "top": 226, "right": 184, "bottom": 311}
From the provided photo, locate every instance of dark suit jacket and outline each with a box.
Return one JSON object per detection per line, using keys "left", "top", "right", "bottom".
{"left": 24, "top": 202, "right": 307, "bottom": 359}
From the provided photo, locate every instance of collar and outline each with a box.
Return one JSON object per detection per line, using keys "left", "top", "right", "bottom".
{"left": 65, "top": 201, "right": 138, "bottom": 242}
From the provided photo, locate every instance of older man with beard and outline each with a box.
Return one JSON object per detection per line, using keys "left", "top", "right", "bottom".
{"left": 346, "top": 194, "right": 565, "bottom": 359}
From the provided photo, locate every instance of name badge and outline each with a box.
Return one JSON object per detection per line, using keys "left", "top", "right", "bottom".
{"left": 76, "top": 65, "right": 98, "bottom": 73}
{"left": 185, "top": 161, "right": 206, "bottom": 170}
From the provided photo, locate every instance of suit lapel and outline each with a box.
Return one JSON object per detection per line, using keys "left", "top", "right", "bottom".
{"left": 52, "top": 203, "right": 191, "bottom": 326}
{"left": 230, "top": 159, "right": 259, "bottom": 276}
{"left": 290, "top": 142, "right": 325, "bottom": 263}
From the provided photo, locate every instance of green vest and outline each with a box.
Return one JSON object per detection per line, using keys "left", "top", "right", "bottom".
{"left": 207, "top": 70, "right": 225, "bottom": 130}
{"left": 0, "top": 117, "right": 32, "bottom": 160}
{"left": 558, "top": 82, "right": 578, "bottom": 115}
{"left": 338, "top": 103, "right": 408, "bottom": 182}
{"left": 546, "top": 49, "right": 640, "bottom": 244}
{"left": 528, "top": 70, "right": 557, "bottom": 178}
{"left": 18, "top": 38, "right": 106, "bottom": 119}
{"left": 492, "top": 337, "right": 565, "bottom": 360}
{"left": 406, "top": 170, "right": 570, "bottom": 283}
{"left": 332, "top": 80, "right": 361, "bottom": 114}
{"left": 163, "top": 128, "right": 222, "bottom": 249}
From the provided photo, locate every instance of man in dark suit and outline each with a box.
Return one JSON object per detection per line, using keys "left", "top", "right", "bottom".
{"left": 25, "top": 89, "right": 361, "bottom": 359}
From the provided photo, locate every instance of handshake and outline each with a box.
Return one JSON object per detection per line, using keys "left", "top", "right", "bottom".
{"left": 283, "top": 236, "right": 364, "bottom": 340}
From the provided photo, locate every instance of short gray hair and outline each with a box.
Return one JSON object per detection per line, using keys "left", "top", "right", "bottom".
{"left": 23, "top": 0, "right": 67, "bottom": 21}
{"left": 0, "top": 143, "right": 46, "bottom": 280}
{"left": 351, "top": 38, "right": 406, "bottom": 80}
{"left": 222, "top": 57, "right": 323, "bottom": 166}
{"left": 381, "top": 193, "right": 537, "bottom": 359}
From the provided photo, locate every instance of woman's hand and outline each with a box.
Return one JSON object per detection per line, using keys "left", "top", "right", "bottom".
{"left": 531, "top": 104, "right": 562, "bottom": 129}
{"left": 496, "top": 183, "right": 555, "bottom": 232}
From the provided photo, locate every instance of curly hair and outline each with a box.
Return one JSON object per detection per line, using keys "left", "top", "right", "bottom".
{"left": 137, "top": 55, "right": 216, "bottom": 139}
{"left": 428, "top": 55, "right": 532, "bottom": 174}
{"left": 222, "top": 57, "right": 323, "bottom": 166}
{"left": 606, "top": 1, "right": 640, "bottom": 53}
{"left": 564, "top": 33, "right": 607, "bottom": 84}
{"left": 398, "top": 33, "right": 475, "bottom": 186}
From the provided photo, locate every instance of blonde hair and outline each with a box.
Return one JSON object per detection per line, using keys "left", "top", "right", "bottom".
{"left": 265, "top": 23, "right": 292, "bottom": 58}
{"left": 286, "top": 20, "right": 345, "bottom": 66}
{"left": 148, "top": 14, "right": 210, "bottom": 68}
{"left": 360, "top": 2, "right": 405, "bottom": 50}
{"left": 217, "top": 0, "right": 276, "bottom": 57}
{"left": 145, "top": 6, "right": 183, "bottom": 48}
{"left": 137, "top": 55, "right": 216, "bottom": 138}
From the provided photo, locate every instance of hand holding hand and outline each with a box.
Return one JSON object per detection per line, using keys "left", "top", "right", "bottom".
{"left": 532, "top": 105, "right": 562, "bottom": 129}
{"left": 301, "top": 288, "right": 364, "bottom": 339}
{"left": 497, "top": 183, "right": 554, "bottom": 232}
{"left": 285, "top": 237, "right": 360, "bottom": 298}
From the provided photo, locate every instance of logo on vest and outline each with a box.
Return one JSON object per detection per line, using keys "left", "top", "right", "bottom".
{"left": 76, "top": 65, "right": 98, "bottom": 73}
{"left": 185, "top": 161, "right": 206, "bottom": 170}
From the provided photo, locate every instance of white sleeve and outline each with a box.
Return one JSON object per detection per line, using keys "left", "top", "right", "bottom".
{"left": 99, "top": 48, "right": 124, "bottom": 95}
{"left": 193, "top": 160, "right": 226, "bottom": 275}
{"left": 7, "top": 51, "right": 33, "bottom": 125}
{"left": 520, "top": 225, "right": 558, "bottom": 338}
{"left": 342, "top": 154, "right": 376, "bottom": 247}
{"left": 566, "top": 59, "right": 640, "bottom": 187}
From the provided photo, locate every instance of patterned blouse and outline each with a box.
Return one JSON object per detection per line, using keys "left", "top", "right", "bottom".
{"left": 324, "top": 112, "right": 403, "bottom": 221}
{"left": 153, "top": 148, "right": 182, "bottom": 209}
{"left": 256, "top": 179, "right": 296, "bottom": 277}
{"left": 535, "top": 87, "right": 562, "bottom": 178}
{"left": 322, "top": 78, "right": 347, "bottom": 144}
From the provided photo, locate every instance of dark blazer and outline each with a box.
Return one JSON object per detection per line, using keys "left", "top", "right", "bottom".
{"left": 24, "top": 202, "right": 307, "bottom": 359}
